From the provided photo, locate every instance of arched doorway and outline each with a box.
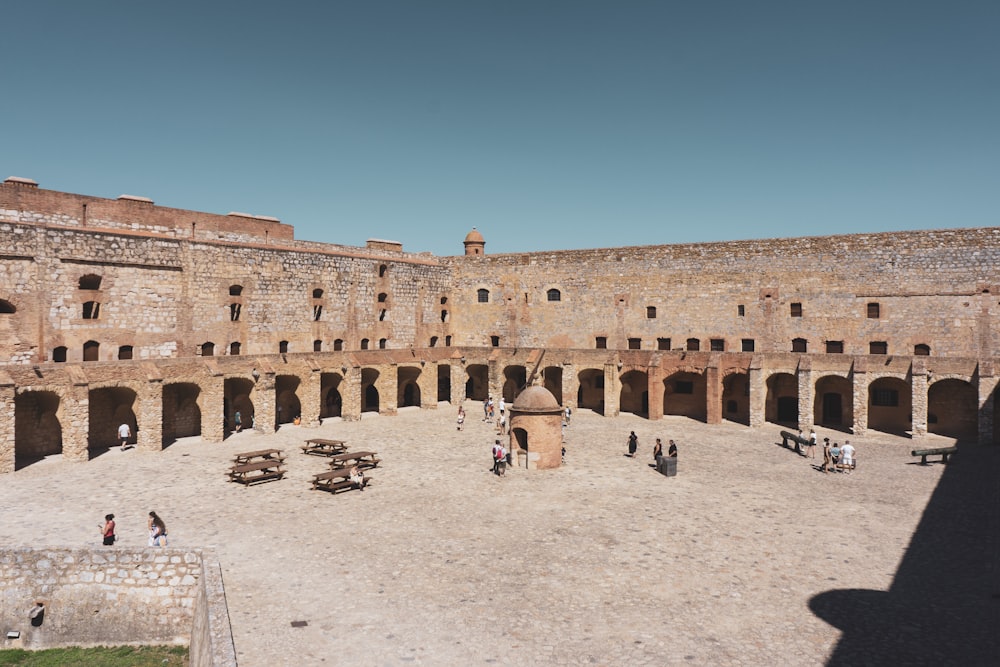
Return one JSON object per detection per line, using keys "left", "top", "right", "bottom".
{"left": 162, "top": 382, "right": 202, "bottom": 445}
{"left": 814, "top": 375, "right": 853, "bottom": 431}
{"left": 275, "top": 375, "right": 302, "bottom": 425}
{"left": 928, "top": 378, "right": 977, "bottom": 441}
{"left": 320, "top": 372, "right": 343, "bottom": 419}
{"left": 721, "top": 372, "right": 749, "bottom": 425}
{"left": 663, "top": 371, "right": 705, "bottom": 421}
{"left": 224, "top": 377, "right": 255, "bottom": 437}
{"left": 437, "top": 364, "right": 451, "bottom": 403}
{"left": 502, "top": 365, "right": 527, "bottom": 403}
{"left": 577, "top": 368, "right": 605, "bottom": 414}
{"left": 14, "top": 390, "right": 62, "bottom": 468}
{"left": 542, "top": 366, "right": 563, "bottom": 404}
{"left": 88, "top": 386, "right": 137, "bottom": 453}
{"left": 465, "top": 364, "right": 489, "bottom": 402}
{"left": 362, "top": 368, "right": 380, "bottom": 413}
{"left": 398, "top": 367, "right": 422, "bottom": 408}
{"left": 867, "top": 376, "right": 912, "bottom": 436}
{"left": 766, "top": 372, "right": 798, "bottom": 425}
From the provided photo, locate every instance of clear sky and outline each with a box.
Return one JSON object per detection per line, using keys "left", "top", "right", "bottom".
{"left": 2, "top": 1, "right": 998, "bottom": 256}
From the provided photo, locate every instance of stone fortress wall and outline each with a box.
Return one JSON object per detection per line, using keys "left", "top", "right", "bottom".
{"left": 1, "top": 175, "right": 999, "bottom": 476}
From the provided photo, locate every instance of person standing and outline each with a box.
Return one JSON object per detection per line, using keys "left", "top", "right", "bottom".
{"left": 821, "top": 438, "right": 832, "bottom": 473}
{"left": 667, "top": 440, "right": 678, "bottom": 457}
{"left": 653, "top": 438, "right": 663, "bottom": 461}
{"left": 806, "top": 429, "right": 818, "bottom": 458}
{"left": 100, "top": 514, "right": 116, "bottom": 546}
{"left": 234, "top": 410, "right": 242, "bottom": 433}
{"left": 148, "top": 511, "right": 168, "bottom": 547}
{"left": 627, "top": 431, "right": 638, "bottom": 457}
{"left": 456, "top": 406, "right": 465, "bottom": 431}
{"left": 118, "top": 423, "right": 132, "bottom": 451}
{"left": 841, "top": 440, "right": 856, "bottom": 472}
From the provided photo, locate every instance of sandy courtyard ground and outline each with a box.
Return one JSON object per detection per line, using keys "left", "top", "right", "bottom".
{"left": 1, "top": 404, "right": 996, "bottom": 666}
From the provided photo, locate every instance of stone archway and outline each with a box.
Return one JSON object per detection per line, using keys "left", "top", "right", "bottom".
{"left": 88, "top": 386, "right": 137, "bottom": 453}
{"left": 14, "top": 390, "right": 62, "bottom": 468}
{"left": 765, "top": 372, "right": 798, "bottom": 426}
{"left": 542, "top": 366, "right": 563, "bottom": 404}
{"left": 721, "top": 372, "right": 749, "bottom": 425}
{"left": 814, "top": 375, "right": 853, "bottom": 432}
{"left": 928, "top": 378, "right": 977, "bottom": 441}
{"left": 275, "top": 375, "right": 302, "bottom": 424}
{"left": 577, "top": 368, "right": 605, "bottom": 414}
{"left": 224, "top": 377, "right": 255, "bottom": 436}
{"left": 867, "top": 376, "right": 912, "bottom": 436}
{"left": 320, "top": 372, "right": 343, "bottom": 419}
{"left": 398, "top": 367, "right": 422, "bottom": 408}
{"left": 502, "top": 365, "right": 527, "bottom": 403}
{"left": 663, "top": 370, "right": 705, "bottom": 421}
{"left": 465, "top": 364, "right": 489, "bottom": 402}
{"left": 162, "top": 382, "right": 202, "bottom": 445}
{"left": 362, "top": 368, "right": 380, "bottom": 413}
{"left": 437, "top": 364, "right": 451, "bottom": 402}
{"left": 620, "top": 370, "right": 649, "bottom": 417}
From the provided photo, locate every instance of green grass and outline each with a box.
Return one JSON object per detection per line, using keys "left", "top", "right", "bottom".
{"left": 0, "top": 645, "right": 187, "bottom": 666}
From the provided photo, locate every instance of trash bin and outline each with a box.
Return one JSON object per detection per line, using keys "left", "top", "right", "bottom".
{"left": 657, "top": 456, "right": 677, "bottom": 477}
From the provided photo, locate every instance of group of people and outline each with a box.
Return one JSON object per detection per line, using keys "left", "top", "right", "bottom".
{"left": 626, "top": 431, "right": 678, "bottom": 460}
{"left": 99, "top": 511, "right": 169, "bottom": 546}
{"left": 803, "top": 429, "right": 856, "bottom": 473}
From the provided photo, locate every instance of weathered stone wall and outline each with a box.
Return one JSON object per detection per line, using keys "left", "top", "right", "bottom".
{"left": 0, "top": 547, "right": 236, "bottom": 667}
{"left": 442, "top": 229, "right": 1000, "bottom": 357}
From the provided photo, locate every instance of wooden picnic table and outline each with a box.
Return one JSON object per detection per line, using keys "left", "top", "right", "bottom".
{"left": 228, "top": 459, "right": 286, "bottom": 486}
{"left": 301, "top": 438, "right": 348, "bottom": 456}
{"left": 327, "top": 450, "right": 381, "bottom": 470}
{"left": 233, "top": 448, "right": 285, "bottom": 465}
{"left": 311, "top": 467, "right": 368, "bottom": 494}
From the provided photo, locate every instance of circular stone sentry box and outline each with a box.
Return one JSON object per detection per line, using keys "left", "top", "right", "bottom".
{"left": 509, "top": 386, "right": 563, "bottom": 470}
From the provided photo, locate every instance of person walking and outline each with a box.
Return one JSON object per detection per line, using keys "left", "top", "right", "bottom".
{"left": 821, "top": 438, "right": 832, "bottom": 473}
{"left": 148, "top": 511, "right": 168, "bottom": 547}
{"left": 100, "top": 514, "right": 116, "bottom": 546}
{"left": 118, "top": 422, "right": 132, "bottom": 451}
{"left": 627, "top": 431, "right": 638, "bottom": 457}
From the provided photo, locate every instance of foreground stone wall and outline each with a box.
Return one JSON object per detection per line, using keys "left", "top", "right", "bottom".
{"left": 0, "top": 547, "right": 236, "bottom": 667}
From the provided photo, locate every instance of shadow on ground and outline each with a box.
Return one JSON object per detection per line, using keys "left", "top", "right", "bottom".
{"left": 810, "top": 442, "right": 1000, "bottom": 665}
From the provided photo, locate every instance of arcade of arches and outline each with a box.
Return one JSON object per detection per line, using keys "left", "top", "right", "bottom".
{"left": 2, "top": 351, "right": 997, "bottom": 472}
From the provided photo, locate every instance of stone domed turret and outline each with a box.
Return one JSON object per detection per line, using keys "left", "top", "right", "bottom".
{"left": 463, "top": 227, "right": 485, "bottom": 256}
{"left": 512, "top": 385, "right": 560, "bottom": 412}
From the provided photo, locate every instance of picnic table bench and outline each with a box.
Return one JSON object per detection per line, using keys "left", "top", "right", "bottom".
{"left": 311, "top": 467, "right": 369, "bottom": 494}
{"left": 327, "top": 451, "right": 381, "bottom": 470}
{"left": 779, "top": 430, "right": 811, "bottom": 455}
{"left": 228, "top": 459, "right": 286, "bottom": 485}
{"left": 301, "top": 438, "right": 348, "bottom": 456}
{"left": 911, "top": 446, "right": 957, "bottom": 465}
{"left": 232, "top": 448, "right": 285, "bottom": 465}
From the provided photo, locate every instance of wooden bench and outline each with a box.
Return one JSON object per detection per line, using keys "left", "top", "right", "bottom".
{"left": 779, "top": 430, "right": 811, "bottom": 455}
{"left": 911, "top": 446, "right": 957, "bottom": 465}
{"left": 233, "top": 448, "right": 285, "bottom": 465}
{"left": 327, "top": 451, "right": 381, "bottom": 470}
{"left": 301, "top": 438, "right": 347, "bottom": 456}
{"left": 311, "top": 468, "right": 369, "bottom": 494}
{"left": 228, "top": 459, "right": 286, "bottom": 485}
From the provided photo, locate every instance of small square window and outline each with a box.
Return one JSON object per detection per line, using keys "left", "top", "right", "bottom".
{"left": 826, "top": 341, "right": 844, "bottom": 354}
{"left": 686, "top": 338, "right": 700, "bottom": 351}
{"left": 792, "top": 338, "right": 808, "bottom": 353}
{"left": 737, "top": 304, "right": 745, "bottom": 317}
{"left": 596, "top": 337, "right": 607, "bottom": 349}
{"left": 741, "top": 339, "right": 754, "bottom": 352}
{"left": 628, "top": 338, "right": 641, "bottom": 350}
{"left": 477, "top": 289, "right": 490, "bottom": 303}
{"left": 657, "top": 337, "right": 671, "bottom": 351}
{"left": 790, "top": 303, "right": 802, "bottom": 317}
{"left": 710, "top": 339, "right": 724, "bottom": 352}
{"left": 867, "top": 302, "right": 880, "bottom": 318}
{"left": 869, "top": 341, "right": 888, "bottom": 355}
{"left": 646, "top": 306, "right": 656, "bottom": 319}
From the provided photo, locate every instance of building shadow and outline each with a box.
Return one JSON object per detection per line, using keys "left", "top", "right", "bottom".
{"left": 809, "top": 442, "right": 1000, "bottom": 665}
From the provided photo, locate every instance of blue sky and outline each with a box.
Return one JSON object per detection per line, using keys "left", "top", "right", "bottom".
{"left": 2, "top": 1, "right": 998, "bottom": 256}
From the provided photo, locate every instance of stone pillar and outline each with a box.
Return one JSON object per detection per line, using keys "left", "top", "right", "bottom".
{"left": 605, "top": 362, "right": 620, "bottom": 417}
{"left": 488, "top": 357, "right": 502, "bottom": 404}
{"left": 201, "top": 376, "right": 225, "bottom": 443}
{"left": 851, "top": 358, "right": 868, "bottom": 436}
{"left": 748, "top": 356, "right": 766, "bottom": 428}
{"left": 253, "top": 371, "right": 277, "bottom": 434}
{"left": 136, "top": 381, "right": 164, "bottom": 452}
{"left": 341, "top": 366, "right": 361, "bottom": 421}
{"left": 0, "top": 377, "right": 14, "bottom": 473}
{"left": 796, "top": 357, "right": 814, "bottom": 431}
{"left": 61, "top": 376, "right": 91, "bottom": 462}
{"left": 561, "top": 362, "right": 575, "bottom": 411}
{"left": 450, "top": 361, "right": 466, "bottom": 406}
{"left": 377, "top": 364, "right": 398, "bottom": 416}
{"left": 910, "top": 358, "right": 928, "bottom": 439}
{"left": 977, "top": 361, "right": 997, "bottom": 445}
{"left": 300, "top": 369, "right": 322, "bottom": 427}
{"left": 417, "top": 363, "right": 436, "bottom": 409}
{"left": 705, "top": 362, "right": 722, "bottom": 424}
{"left": 647, "top": 363, "right": 664, "bottom": 421}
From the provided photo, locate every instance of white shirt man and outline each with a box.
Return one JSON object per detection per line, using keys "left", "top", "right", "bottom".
{"left": 841, "top": 441, "right": 856, "bottom": 469}
{"left": 118, "top": 423, "right": 131, "bottom": 451}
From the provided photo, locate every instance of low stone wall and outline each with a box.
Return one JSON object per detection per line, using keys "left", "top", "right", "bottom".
{"left": 0, "top": 547, "right": 236, "bottom": 666}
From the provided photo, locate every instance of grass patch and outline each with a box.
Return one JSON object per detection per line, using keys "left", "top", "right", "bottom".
{"left": 0, "top": 645, "right": 187, "bottom": 666}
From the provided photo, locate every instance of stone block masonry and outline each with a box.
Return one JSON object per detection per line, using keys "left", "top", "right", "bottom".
{"left": 0, "top": 547, "right": 236, "bottom": 667}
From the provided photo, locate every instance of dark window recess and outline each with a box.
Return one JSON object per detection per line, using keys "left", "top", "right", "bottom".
{"left": 53, "top": 346, "right": 67, "bottom": 362}
{"left": 657, "top": 337, "right": 671, "bottom": 351}
{"left": 441, "top": 310, "right": 448, "bottom": 322}
{"left": 477, "top": 289, "right": 489, "bottom": 303}
{"left": 333, "top": 339, "right": 344, "bottom": 351}
{"left": 79, "top": 274, "right": 102, "bottom": 290}
{"left": 201, "top": 342, "right": 214, "bottom": 357}
{"left": 429, "top": 336, "right": 438, "bottom": 348}
{"left": 646, "top": 306, "right": 656, "bottom": 319}
{"left": 710, "top": 339, "right": 725, "bottom": 352}
{"left": 230, "top": 303, "right": 241, "bottom": 321}
{"left": 596, "top": 337, "right": 607, "bottom": 349}
{"left": 279, "top": 341, "right": 289, "bottom": 354}
{"left": 445, "top": 335, "right": 452, "bottom": 346}
{"left": 229, "top": 285, "right": 243, "bottom": 296}
{"left": 872, "top": 389, "right": 899, "bottom": 406}
{"left": 230, "top": 342, "right": 241, "bottom": 355}
{"left": 378, "top": 293, "right": 388, "bottom": 303}
{"left": 379, "top": 338, "right": 387, "bottom": 349}
{"left": 379, "top": 309, "right": 387, "bottom": 321}
{"left": 790, "top": 303, "right": 802, "bottom": 317}
{"left": 314, "top": 340, "right": 322, "bottom": 352}
{"left": 312, "top": 288, "right": 324, "bottom": 298}
{"left": 792, "top": 338, "right": 807, "bottom": 353}
{"left": 491, "top": 335, "right": 500, "bottom": 347}
{"left": 870, "top": 341, "right": 888, "bottom": 355}
{"left": 118, "top": 345, "right": 133, "bottom": 360}
{"left": 675, "top": 381, "right": 694, "bottom": 394}
{"left": 686, "top": 338, "right": 700, "bottom": 351}
{"left": 378, "top": 265, "right": 387, "bottom": 277}
{"left": 83, "top": 340, "right": 100, "bottom": 361}
{"left": 628, "top": 338, "right": 641, "bottom": 350}
{"left": 914, "top": 344, "right": 930, "bottom": 356}
{"left": 741, "top": 339, "right": 754, "bottom": 352}
{"left": 313, "top": 305, "right": 323, "bottom": 321}
{"left": 82, "top": 301, "right": 100, "bottom": 319}
{"left": 867, "top": 302, "right": 880, "bottom": 318}
{"left": 737, "top": 304, "right": 745, "bottom": 317}
{"left": 826, "top": 341, "right": 844, "bottom": 354}
{"left": 361, "top": 339, "right": 369, "bottom": 350}
{"left": 0, "top": 299, "right": 15, "bottom": 314}
{"left": 547, "top": 289, "right": 561, "bottom": 302}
